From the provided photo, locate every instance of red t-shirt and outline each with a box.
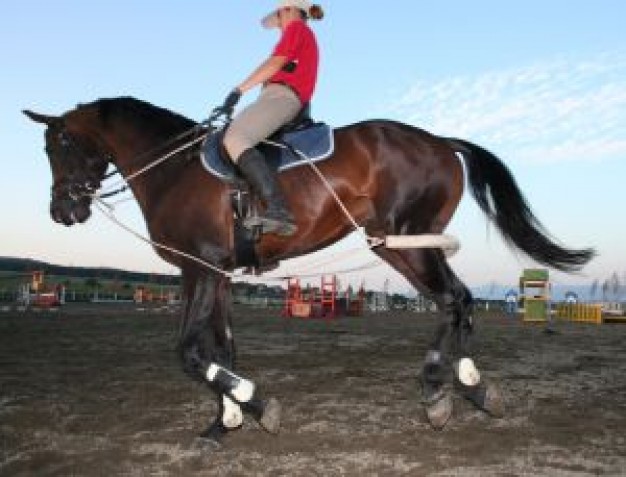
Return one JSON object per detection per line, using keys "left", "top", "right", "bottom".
{"left": 269, "top": 20, "right": 319, "bottom": 104}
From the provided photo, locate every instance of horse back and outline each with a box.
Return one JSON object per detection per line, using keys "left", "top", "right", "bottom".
{"left": 326, "top": 120, "right": 464, "bottom": 225}
{"left": 252, "top": 120, "right": 464, "bottom": 261}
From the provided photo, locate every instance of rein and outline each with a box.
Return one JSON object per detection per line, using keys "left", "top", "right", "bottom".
{"left": 57, "top": 122, "right": 209, "bottom": 202}
{"left": 262, "top": 138, "right": 384, "bottom": 248}
{"left": 77, "top": 117, "right": 386, "bottom": 280}
{"left": 95, "top": 126, "right": 209, "bottom": 199}
{"left": 94, "top": 199, "right": 383, "bottom": 282}
{"left": 71, "top": 117, "right": 456, "bottom": 282}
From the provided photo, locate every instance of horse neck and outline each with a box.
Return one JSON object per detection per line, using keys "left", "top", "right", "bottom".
{"left": 68, "top": 99, "right": 196, "bottom": 219}
{"left": 103, "top": 122, "right": 194, "bottom": 214}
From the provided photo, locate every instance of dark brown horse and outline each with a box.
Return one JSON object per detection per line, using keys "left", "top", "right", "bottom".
{"left": 24, "top": 97, "right": 593, "bottom": 443}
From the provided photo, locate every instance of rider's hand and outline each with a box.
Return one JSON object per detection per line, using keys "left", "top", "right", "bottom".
{"left": 211, "top": 88, "right": 242, "bottom": 120}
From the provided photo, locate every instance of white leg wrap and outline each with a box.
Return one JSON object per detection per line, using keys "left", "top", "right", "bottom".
{"left": 425, "top": 350, "right": 442, "bottom": 363}
{"left": 206, "top": 363, "right": 255, "bottom": 403}
{"left": 206, "top": 363, "right": 220, "bottom": 381}
{"left": 455, "top": 358, "right": 481, "bottom": 386}
{"left": 221, "top": 395, "right": 243, "bottom": 429}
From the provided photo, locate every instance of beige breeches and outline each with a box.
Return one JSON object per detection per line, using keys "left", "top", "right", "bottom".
{"left": 223, "top": 83, "right": 302, "bottom": 162}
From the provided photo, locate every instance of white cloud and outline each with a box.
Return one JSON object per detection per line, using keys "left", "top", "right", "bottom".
{"left": 383, "top": 52, "right": 626, "bottom": 164}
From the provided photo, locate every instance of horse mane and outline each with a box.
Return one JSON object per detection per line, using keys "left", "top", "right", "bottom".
{"left": 76, "top": 96, "right": 197, "bottom": 136}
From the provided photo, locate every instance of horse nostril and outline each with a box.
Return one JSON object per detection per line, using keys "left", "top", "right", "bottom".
{"left": 50, "top": 199, "right": 77, "bottom": 226}
{"left": 74, "top": 206, "right": 92, "bottom": 223}
{"left": 50, "top": 204, "right": 62, "bottom": 223}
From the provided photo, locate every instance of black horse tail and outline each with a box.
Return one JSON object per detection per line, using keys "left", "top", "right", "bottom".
{"left": 449, "top": 138, "right": 595, "bottom": 272}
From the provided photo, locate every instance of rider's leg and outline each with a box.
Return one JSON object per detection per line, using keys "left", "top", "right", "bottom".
{"left": 236, "top": 148, "right": 298, "bottom": 236}
{"left": 223, "top": 84, "right": 301, "bottom": 236}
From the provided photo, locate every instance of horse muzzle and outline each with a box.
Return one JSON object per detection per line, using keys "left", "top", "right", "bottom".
{"left": 50, "top": 197, "right": 92, "bottom": 226}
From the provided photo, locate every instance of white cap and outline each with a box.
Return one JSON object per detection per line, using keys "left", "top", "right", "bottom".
{"left": 261, "top": 0, "right": 313, "bottom": 29}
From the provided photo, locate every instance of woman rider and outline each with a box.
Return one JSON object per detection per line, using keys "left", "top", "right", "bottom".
{"left": 212, "top": 0, "right": 324, "bottom": 236}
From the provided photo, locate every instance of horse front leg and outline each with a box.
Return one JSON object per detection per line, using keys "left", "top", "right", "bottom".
{"left": 178, "top": 270, "right": 280, "bottom": 444}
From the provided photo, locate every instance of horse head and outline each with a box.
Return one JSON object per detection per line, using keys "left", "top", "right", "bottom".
{"left": 24, "top": 109, "right": 110, "bottom": 226}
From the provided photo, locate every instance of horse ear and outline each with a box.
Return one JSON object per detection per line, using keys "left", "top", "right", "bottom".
{"left": 23, "top": 110, "right": 63, "bottom": 127}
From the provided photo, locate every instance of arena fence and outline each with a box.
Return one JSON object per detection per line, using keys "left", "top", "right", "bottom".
{"left": 555, "top": 303, "right": 603, "bottom": 324}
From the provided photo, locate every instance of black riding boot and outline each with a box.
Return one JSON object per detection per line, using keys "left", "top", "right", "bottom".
{"left": 237, "top": 148, "right": 297, "bottom": 236}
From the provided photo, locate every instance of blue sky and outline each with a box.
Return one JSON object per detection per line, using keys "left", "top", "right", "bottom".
{"left": 2, "top": 1, "right": 625, "bottom": 296}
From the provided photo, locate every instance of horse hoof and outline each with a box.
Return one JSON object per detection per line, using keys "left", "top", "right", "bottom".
{"left": 483, "top": 382, "right": 505, "bottom": 418}
{"left": 425, "top": 393, "right": 453, "bottom": 430}
{"left": 459, "top": 381, "right": 505, "bottom": 418}
{"left": 258, "top": 397, "right": 281, "bottom": 434}
{"left": 198, "top": 420, "right": 229, "bottom": 446}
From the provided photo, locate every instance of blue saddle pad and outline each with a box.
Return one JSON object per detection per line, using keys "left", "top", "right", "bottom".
{"left": 200, "top": 123, "right": 334, "bottom": 181}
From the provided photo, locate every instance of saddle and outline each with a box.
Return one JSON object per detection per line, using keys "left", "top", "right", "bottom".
{"left": 199, "top": 107, "right": 334, "bottom": 272}
{"left": 200, "top": 106, "right": 334, "bottom": 182}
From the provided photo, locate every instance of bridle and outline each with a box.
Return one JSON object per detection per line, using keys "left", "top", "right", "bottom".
{"left": 46, "top": 113, "right": 458, "bottom": 281}
{"left": 51, "top": 128, "right": 112, "bottom": 203}
{"left": 52, "top": 123, "right": 209, "bottom": 204}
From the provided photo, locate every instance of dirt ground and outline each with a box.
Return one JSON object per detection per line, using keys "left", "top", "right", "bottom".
{"left": 1, "top": 304, "right": 625, "bottom": 476}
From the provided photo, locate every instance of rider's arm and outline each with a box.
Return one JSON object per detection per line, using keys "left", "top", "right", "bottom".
{"left": 236, "top": 55, "right": 288, "bottom": 94}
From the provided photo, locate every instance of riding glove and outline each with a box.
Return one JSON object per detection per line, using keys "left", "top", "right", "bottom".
{"left": 212, "top": 89, "right": 242, "bottom": 119}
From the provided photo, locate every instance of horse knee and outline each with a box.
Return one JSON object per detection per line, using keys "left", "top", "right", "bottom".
{"left": 178, "top": 326, "right": 228, "bottom": 382}
{"left": 178, "top": 341, "right": 209, "bottom": 382}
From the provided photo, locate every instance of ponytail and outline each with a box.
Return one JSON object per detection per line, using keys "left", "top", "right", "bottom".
{"left": 309, "top": 4, "right": 324, "bottom": 21}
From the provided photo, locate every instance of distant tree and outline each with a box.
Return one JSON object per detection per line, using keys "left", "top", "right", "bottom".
{"left": 602, "top": 279, "right": 609, "bottom": 302}
{"left": 84, "top": 277, "right": 99, "bottom": 289}
{"left": 391, "top": 293, "right": 407, "bottom": 309}
{"left": 610, "top": 272, "right": 620, "bottom": 301}
{"left": 346, "top": 285, "right": 354, "bottom": 299}
{"left": 589, "top": 279, "right": 599, "bottom": 302}
{"left": 392, "top": 293, "right": 404, "bottom": 302}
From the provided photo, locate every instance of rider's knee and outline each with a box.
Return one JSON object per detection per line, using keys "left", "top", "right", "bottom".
{"left": 223, "top": 129, "right": 252, "bottom": 162}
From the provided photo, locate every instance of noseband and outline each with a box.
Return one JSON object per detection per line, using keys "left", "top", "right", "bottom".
{"left": 51, "top": 129, "right": 115, "bottom": 202}
{"left": 54, "top": 122, "right": 213, "bottom": 204}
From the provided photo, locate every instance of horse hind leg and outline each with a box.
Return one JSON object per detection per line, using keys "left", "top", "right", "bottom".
{"left": 414, "top": 253, "right": 504, "bottom": 421}
{"left": 447, "top": 279, "right": 505, "bottom": 419}
{"left": 374, "top": 247, "right": 503, "bottom": 428}
{"left": 373, "top": 247, "right": 456, "bottom": 428}
{"left": 415, "top": 253, "right": 504, "bottom": 421}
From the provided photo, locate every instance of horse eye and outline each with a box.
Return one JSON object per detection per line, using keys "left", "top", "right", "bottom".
{"left": 57, "top": 132, "right": 69, "bottom": 146}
